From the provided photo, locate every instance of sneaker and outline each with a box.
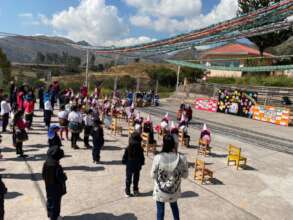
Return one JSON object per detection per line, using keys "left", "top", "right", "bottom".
{"left": 125, "top": 192, "right": 133, "bottom": 198}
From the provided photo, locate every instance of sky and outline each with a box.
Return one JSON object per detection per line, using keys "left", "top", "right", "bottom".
{"left": 0, "top": 0, "right": 239, "bottom": 46}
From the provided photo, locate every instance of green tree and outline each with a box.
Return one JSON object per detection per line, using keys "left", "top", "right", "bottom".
{"left": 35, "top": 52, "right": 45, "bottom": 64}
{"left": 238, "top": 0, "right": 292, "bottom": 56}
{"left": 0, "top": 48, "right": 11, "bottom": 85}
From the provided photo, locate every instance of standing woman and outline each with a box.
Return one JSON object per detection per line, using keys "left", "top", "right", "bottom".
{"left": 68, "top": 106, "right": 83, "bottom": 149}
{"left": 151, "top": 134, "right": 188, "bottom": 220}
{"left": 13, "top": 111, "right": 28, "bottom": 158}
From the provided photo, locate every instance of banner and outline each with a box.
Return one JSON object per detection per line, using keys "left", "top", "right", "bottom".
{"left": 195, "top": 98, "right": 218, "bottom": 112}
{"left": 252, "top": 105, "right": 290, "bottom": 126}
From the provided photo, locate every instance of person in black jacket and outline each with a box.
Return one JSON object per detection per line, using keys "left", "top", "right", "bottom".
{"left": 42, "top": 146, "right": 67, "bottom": 220}
{"left": 91, "top": 119, "right": 104, "bottom": 163}
{"left": 122, "top": 132, "right": 145, "bottom": 197}
{"left": 0, "top": 174, "right": 7, "bottom": 220}
{"left": 48, "top": 125, "right": 62, "bottom": 148}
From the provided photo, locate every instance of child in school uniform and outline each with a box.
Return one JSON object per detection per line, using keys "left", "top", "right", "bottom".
{"left": 122, "top": 131, "right": 145, "bottom": 197}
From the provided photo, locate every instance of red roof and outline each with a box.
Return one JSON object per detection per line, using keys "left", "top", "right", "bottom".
{"left": 202, "top": 43, "right": 273, "bottom": 57}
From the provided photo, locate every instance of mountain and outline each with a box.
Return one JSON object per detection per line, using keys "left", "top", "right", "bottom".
{"left": 267, "top": 37, "right": 293, "bottom": 56}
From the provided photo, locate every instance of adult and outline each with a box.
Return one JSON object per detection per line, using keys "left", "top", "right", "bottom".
{"left": 151, "top": 134, "right": 188, "bottom": 220}
{"left": 42, "top": 146, "right": 67, "bottom": 220}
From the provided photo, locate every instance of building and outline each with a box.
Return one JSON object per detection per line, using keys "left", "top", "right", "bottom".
{"left": 200, "top": 43, "right": 273, "bottom": 78}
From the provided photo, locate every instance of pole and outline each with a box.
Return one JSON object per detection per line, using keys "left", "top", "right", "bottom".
{"left": 176, "top": 66, "right": 181, "bottom": 91}
{"left": 155, "top": 79, "right": 159, "bottom": 94}
{"left": 85, "top": 49, "right": 89, "bottom": 88}
{"left": 136, "top": 78, "right": 140, "bottom": 92}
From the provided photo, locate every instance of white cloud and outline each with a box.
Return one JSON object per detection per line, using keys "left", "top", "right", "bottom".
{"left": 128, "top": 0, "right": 238, "bottom": 34}
{"left": 104, "top": 36, "right": 156, "bottom": 47}
{"left": 130, "top": 15, "right": 152, "bottom": 27}
{"left": 125, "top": 0, "right": 202, "bottom": 17}
{"left": 39, "top": 0, "right": 130, "bottom": 45}
{"left": 18, "top": 13, "right": 33, "bottom": 18}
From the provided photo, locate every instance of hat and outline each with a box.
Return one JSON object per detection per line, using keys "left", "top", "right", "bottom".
{"left": 131, "top": 103, "right": 135, "bottom": 109}
{"left": 48, "top": 125, "right": 60, "bottom": 140}
{"left": 145, "top": 114, "right": 151, "bottom": 123}
{"left": 164, "top": 112, "right": 169, "bottom": 120}
{"left": 170, "top": 121, "right": 176, "bottom": 129}
{"left": 202, "top": 124, "right": 208, "bottom": 131}
{"left": 135, "top": 112, "right": 141, "bottom": 120}
{"left": 47, "top": 146, "right": 64, "bottom": 161}
{"left": 180, "top": 113, "right": 186, "bottom": 122}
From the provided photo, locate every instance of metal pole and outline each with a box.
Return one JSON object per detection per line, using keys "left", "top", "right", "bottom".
{"left": 136, "top": 78, "right": 140, "bottom": 92}
{"left": 155, "top": 79, "right": 159, "bottom": 94}
{"left": 176, "top": 66, "right": 181, "bottom": 91}
{"left": 85, "top": 49, "right": 89, "bottom": 88}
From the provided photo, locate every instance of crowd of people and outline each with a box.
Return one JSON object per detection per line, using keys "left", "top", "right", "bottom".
{"left": 0, "top": 81, "right": 211, "bottom": 220}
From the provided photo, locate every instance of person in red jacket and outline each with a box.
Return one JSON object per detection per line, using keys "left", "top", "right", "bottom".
{"left": 12, "top": 111, "right": 28, "bottom": 158}
{"left": 17, "top": 87, "right": 25, "bottom": 111}
{"left": 23, "top": 91, "right": 35, "bottom": 129}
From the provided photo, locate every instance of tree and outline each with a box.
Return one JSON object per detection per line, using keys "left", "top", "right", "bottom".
{"left": 0, "top": 48, "right": 11, "bottom": 84}
{"left": 238, "top": 0, "right": 292, "bottom": 56}
{"left": 35, "top": 52, "right": 45, "bottom": 64}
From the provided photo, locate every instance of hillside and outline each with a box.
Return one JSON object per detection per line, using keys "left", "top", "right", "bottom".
{"left": 267, "top": 37, "right": 293, "bottom": 56}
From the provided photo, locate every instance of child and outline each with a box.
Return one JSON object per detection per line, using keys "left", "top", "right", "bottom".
{"left": 91, "top": 119, "right": 104, "bottom": 163}
{"left": 122, "top": 132, "right": 145, "bottom": 197}
{"left": 58, "top": 106, "right": 69, "bottom": 141}
{"left": 23, "top": 92, "right": 35, "bottom": 129}
{"left": 83, "top": 109, "right": 94, "bottom": 149}
{"left": 48, "top": 125, "right": 62, "bottom": 148}
{"left": 0, "top": 95, "right": 11, "bottom": 132}
{"left": 42, "top": 146, "right": 67, "bottom": 220}
{"left": 44, "top": 95, "right": 53, "bottom": 129}
{"left": 0, "top": 174, "right": 7, "bottom": 220}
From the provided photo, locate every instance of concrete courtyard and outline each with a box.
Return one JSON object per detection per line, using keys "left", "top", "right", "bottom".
{"left": 1, "top": 104, "right": 293, "bottom": 220}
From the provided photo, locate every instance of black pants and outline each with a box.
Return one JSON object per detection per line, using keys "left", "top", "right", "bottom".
{"left": 92, "top": 144, "right": 102, "bottom": 162}
{"left": 16, "top": 142, "right": 23, "bottom": 156}
{"left": 1, "top": 113, "right": 9, "bottom": 132}
{"left": 47, "top": 194, "right": 61, "bottom": 220}
{"left": 25, "top": 113, "right": 33, "bottom": 129}
{"left": 44, "top": 110, "right": 52, "bottom": 128}
{"left": 39, "top": 100, "right": 44, "bottom": 110}
{"left": 125, "top": 169, "right": 140, "bottom": 193}
{"left": 71, "top": 132, "right": 79, "bottom": 148}
{"left": 84, "top": 126, "right": 92, "bottom": 147}
{"left": 0, "top": 194, "right": 4, "bottom": 220}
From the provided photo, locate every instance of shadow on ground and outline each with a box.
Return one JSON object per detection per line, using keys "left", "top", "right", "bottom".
{"left": 64, "top": 166, "right": 105, "bottom": 172}
{"left": 210, "top": 153, "right": 228, "bottom": 158}
{"left": 2, "top": 173, "right": 42, "bottom": 181}
{"left": 100, "top": 160, "right": 122, "bottom": 165}
{"left": 103, "top": 146, "right": 123, "bottom": 151}
{"left": 63, "top": 213, "right": 137, "bottom": 220}
{"left": 182, "top": 191, "right": 199, "bottom": 198}
{"left": 5, "top": 191, "right": 23, "bottom": 199}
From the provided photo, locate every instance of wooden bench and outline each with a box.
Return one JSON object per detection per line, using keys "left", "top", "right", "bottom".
{"left": 227, "top": 145, "right": 247, "bottom": 169}
{"left": 194, "top": 159, "right": 213, "bottom": 184}
{"left": 178, "top": 129, "right": 189, "bottom": 147}
{"left": 198, "top": 139, "right": 211, "bottom": 156}
{"left": 141, "top": 132, "right": 156, "bottom": 156}
{"left": 111, "top": 118, "right": 123, "bottom": 136}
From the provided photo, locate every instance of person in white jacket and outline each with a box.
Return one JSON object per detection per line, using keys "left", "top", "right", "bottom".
{"left": 151, "top": 134, "right": 188, "bottom": 220}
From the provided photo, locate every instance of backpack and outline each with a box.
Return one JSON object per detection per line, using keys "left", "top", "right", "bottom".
{"left": 156, "top": 154, "right": 182, "bottom": 194}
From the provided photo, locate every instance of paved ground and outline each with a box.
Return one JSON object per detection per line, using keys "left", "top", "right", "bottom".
{"left": 1, "top": 104, "right": 293, "bottom": 220}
